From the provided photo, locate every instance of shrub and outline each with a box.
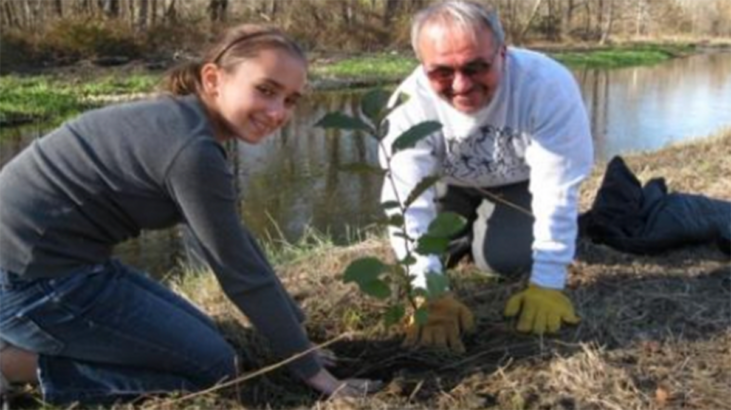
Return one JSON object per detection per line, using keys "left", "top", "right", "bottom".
{"left": 43, "top": 17, "right": 141, "bottom": 61}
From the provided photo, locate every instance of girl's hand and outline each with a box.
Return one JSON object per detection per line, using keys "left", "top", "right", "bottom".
{"left": 304, "top": 368, "right": 382, "bottom": 398}
{"left": 314, "top": 346, "right": 338, "bottom": 368}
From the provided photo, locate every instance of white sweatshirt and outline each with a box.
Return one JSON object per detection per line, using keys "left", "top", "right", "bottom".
{"left": 380, "top": 47, "right": 594, "bottom": 290}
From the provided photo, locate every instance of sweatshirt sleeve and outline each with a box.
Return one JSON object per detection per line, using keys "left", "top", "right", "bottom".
{"left": 165, "top": 138, "right": 320, "bottom": 379}
{"left": 380, "top": 98, "right": 443, "bottom": 290}
{"left": 525, "top": 68, "right": 594, "bottom": 290}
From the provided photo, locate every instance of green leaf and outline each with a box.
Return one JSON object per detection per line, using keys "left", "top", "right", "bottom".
{"left": 404, "top": 175, "right": 440, "bottom": 208}
{"left": 336, "top": 162, "right": 386, "bottom": 175}
{"left": 382, "top": 92, "right": 411, "bottom": 119}
{"left": 427, "top": 212, "right": 468, "bottom": 238}
{"left": 414, "top": 306, "right": 429, "bottom": 326}
{"left": 399, "top": 255, "right": 417, "bottom": 266}
{"left": 384, "top": 304, "right": 406, "bottom": 327}
{"left": 426, "top": 272, "right": 450, "bottom": 299}
{"left": 361, "top": 88, "right": 391, "bottom": 123}
{"left": 411, "top": 288, "right": 428, "bottom": 299}
{"left": 415, "top": 235, "right": 450, "bottom": 255}
{"left": 315, "top": 112, "right": 373, "bottom": 132}
{"left": 380, "top": 200, "right": 401, "bottom": 210}
{"left": 361, "top": 279, "right": 391, "bottom": 299}
{"left": 391, "top": 121, "right": 442, "bottom": 153}
{"left": 343, "top": 257, "right": 388, "bottom": 285}
{"left": 386, "top": 214, "right": 404, "bottom": 227}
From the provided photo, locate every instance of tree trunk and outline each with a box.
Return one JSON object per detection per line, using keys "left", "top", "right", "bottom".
{"left": 2, "top": 0, "right": 20, "bottom": 28}
{"left": 599, "top": 0, "right": 614, "bottom": 45}
{"left": 340, "top": 0, "right": 351, "bottom": 25}
{"left": 164, "top": 0, "right": 176, "bottom": 22}
{"left": 382, "top": 0, "right": 399, "bottom": 27}
{"left": 137, "top": 0, "right": 148, "bottom": 30}
{"left": 517, "top": 0, "right": 544, "bottom": 44}
{"left": 635, "top": 0, "right": 644, "bottom": 37}
{"left": 53, "top": 0, "right": 62, "bottom": 16}
{"left": 99, "top": 0, "right": 120, "bottom": 18}
{"left": 208, "top": 0, "right": 228, "bottom": 23}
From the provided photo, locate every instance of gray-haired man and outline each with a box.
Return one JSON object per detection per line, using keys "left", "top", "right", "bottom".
{"left": 381, "top": 0, "right": 594, "bottom": 352}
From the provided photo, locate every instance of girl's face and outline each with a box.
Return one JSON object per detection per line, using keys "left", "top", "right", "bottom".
{"left": 204, "top": 48, "right": 307, "bottom": 144}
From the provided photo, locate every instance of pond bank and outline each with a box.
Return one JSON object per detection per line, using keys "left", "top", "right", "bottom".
{"left": 0, "top": 42, "right": 718, "bottom": 127}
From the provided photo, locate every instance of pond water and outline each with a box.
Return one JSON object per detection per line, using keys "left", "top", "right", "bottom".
{"left": 1, "top": 51, "right": 730, "bottom": 275}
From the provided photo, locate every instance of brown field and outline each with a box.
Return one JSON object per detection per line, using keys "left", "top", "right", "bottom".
{"left": 171, "top": 129, "right": 730, "bottom": 410}
{"left": 11, "top": 129, "right": 729, "bottom": 410}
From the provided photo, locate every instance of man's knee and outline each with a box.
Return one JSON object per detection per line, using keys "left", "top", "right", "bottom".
{"left": 479, "top": 250, "right": 531, "bottom": 277}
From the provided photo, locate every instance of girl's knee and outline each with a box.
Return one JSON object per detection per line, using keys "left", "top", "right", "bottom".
{"left": 197, "top": 343, "right": 237, "bottom": 387}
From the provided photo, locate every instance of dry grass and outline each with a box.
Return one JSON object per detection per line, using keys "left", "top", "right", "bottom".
{"left": 157, "top": 129, "right": 731, "bottom": 410}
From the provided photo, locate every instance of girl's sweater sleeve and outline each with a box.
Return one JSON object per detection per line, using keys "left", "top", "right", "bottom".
{"left": 165, "top": 138, "right": 320, "bottom": 379}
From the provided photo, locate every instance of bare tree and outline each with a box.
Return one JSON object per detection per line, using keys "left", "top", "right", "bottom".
{"left": 137, "top": 0, "right": 148, "bottom": 30}
{"left": 383, "top": 0, "right": 399, "bottom": 28}
{"left": 599, "top": 0, "right": 615, "bottom": 44}
{"left": 208, "top": 0, "right": 227, "bottom": 23}
{"left": 53, "top": 0, "right": 62, "bottom": 16}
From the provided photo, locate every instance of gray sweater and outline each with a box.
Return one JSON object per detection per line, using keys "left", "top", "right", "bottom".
{"left": 0, "top": 94, "right": 320, "bottom": 378}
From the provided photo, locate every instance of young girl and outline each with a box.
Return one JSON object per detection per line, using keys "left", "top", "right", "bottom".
{"left": 0, "top": 24, "right": 376, "bottom": 405}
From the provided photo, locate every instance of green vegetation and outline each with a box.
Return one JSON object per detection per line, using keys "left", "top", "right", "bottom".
{"left": 309, "top": 44, "right": 698, "bottom": 82}
{"left": 552, "top": 44, "right": 695, "bottom": 68}
{"left": 0, "top": 43, "right": 702, "bottom": 128}
{"left": 311, "top": 53, "right": 419, "bottom": 79}
{"left": 316, "top": 88, "right": 461, "bottom": 326}
{"left": 0, "top": 74, "right": 159, "bottom": 127}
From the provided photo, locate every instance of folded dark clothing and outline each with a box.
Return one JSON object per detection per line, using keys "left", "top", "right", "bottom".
{"left": 579, "top": 156, "right": 731, "bottom": 256}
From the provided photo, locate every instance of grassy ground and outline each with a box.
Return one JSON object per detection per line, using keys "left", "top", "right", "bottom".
{"left": 309, "top": 44, "right": 694, "bottom": 83}
{"left": 0, "top": 43, "right": 704, "bottom": 128}
{"left": 0, "top": 72, "right": 159, "bottom": 128}
{"left": 8, "top": 128, "right": 721, "bottom": 409}
{"left": 549, "top": 43, "right": 695, "bottom": 68}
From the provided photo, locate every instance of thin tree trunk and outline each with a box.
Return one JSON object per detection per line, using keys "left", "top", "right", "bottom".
{"left": 99, "top": 0, "right": 120, "bottom": 18}
{"left": 517, "top": 0, "right": 544, "bottom": 44}
{"left": 208, "top": 0, "right": 228, "bottom": 23}
{"left": 53, "top": 0, "right": 62, "bottom": 16}
{"left": 137, "top": 0, "right": 148, "bottom": 30}
{"left": 164, "top": 0, "right": 176, "bottom": 23}
{"left": 383, "top": 0, "right": 399, "bottom": 27}
{"left": 635, "top": 0, "right": 643, "bottom": 37}
{"left": 2, "top": 0, "right": 20, "bottom": 28}
{"left": 599, "top": 0, "right": 614, "bottom": 44}
{"left": 340, "top": 0, "right": 352, "bottom": 25}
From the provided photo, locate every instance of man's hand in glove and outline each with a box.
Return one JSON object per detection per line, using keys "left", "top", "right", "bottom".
{"left": 504, "top": 284, "right": 580, "bottom": 334}
{"left": 403, "top": 294, "right": 475, "bottom": 353}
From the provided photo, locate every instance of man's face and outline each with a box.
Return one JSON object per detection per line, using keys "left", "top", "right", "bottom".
{"left": 418, "top": 24, "right": 505, "bottom": 113}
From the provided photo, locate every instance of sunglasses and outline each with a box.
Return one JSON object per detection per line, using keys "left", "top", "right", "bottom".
{"left": 425, "top": 49, "right": 501, "bottom": 84}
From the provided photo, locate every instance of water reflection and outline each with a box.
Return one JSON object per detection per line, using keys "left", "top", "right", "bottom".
{"left": 1, "top": 52, "right": 730, "bottom": 276}
{"left": 231, "top": 90, "right": 381, "bottom": 244}
{"left": 578, "top": 51, "right": 731, "bottom": 158}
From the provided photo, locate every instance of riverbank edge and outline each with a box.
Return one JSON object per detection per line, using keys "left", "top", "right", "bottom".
{"left": 1, "top": 42, "right": 725, "bottom": 128}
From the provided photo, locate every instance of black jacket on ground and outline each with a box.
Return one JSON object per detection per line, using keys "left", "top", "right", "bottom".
{"left": 579, "top": 156, "right": 730, "bottom": 256}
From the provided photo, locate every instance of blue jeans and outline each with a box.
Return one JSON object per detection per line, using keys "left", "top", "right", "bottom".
{"left": 0, "top": 260, "right": 237, "bottom": 404}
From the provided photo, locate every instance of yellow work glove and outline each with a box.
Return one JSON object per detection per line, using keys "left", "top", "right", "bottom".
{"left": 504, "top": 284, "right": 580, "bottom": 334}
{"left": 403, "top": 294, "right": 475, "bottom": 353}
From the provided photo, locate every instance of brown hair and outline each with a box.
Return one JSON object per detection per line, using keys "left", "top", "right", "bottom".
{"left": 162, "top": 24, "right": 307, "bottom": 96}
